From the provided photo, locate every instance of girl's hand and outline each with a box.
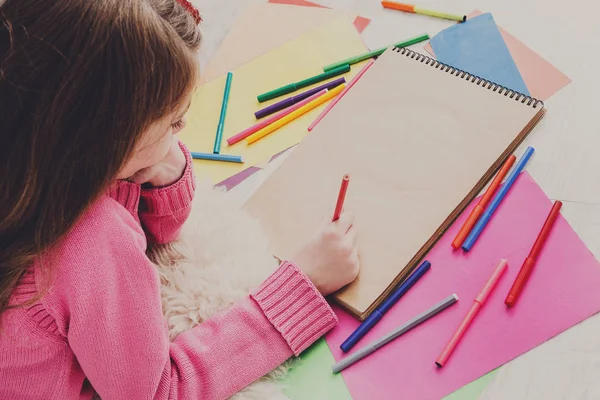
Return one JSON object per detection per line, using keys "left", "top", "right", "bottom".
{"left": 293, "top": 213, "right": 360, "bottom": 296}
{"left": 129, "top": 140, "right": 186, "bottom": 187}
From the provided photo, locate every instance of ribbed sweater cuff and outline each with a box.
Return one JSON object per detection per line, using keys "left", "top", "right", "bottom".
{"left": 251, "top": 261, "right": 338, "bottom": 356}
{"left": 140, "top": 141, "right": 196, "bottom": 216}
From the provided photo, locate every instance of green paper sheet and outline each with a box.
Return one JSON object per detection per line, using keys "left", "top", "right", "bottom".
{"left": 283, "top": 339, "right": 351, "bottom": 400}
{"left": 283, "top": 338, "right": 496, "bottom": 400}
{"left": 444, "top": 371, "right": 498, "bottom": 400}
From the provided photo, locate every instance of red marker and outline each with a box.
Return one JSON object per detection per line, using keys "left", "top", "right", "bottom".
{"left": 332, "top": 174, "right": 350, "bottom": 222}
{"left": 451, "top": 155, "right": 516, "bottom": 249}
{"left": 436, "top": 259, "right": 507, "bottom": 368}
{"left": 505, "top": 201, "right": 563, "bottom": 307}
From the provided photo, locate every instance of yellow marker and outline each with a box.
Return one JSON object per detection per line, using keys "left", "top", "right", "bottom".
{"left": 247, "top": 84, "right": 346, "bottom": 145}
{"left": 414, "top": 7, "right": 465, "bottom": 22}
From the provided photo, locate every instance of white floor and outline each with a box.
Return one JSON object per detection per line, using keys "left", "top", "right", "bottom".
{"left": 195, "top": 0, "right": 600, "bottom": 398}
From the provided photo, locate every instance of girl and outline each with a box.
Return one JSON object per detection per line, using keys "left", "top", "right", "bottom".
{"left": 0, "top": 0, "right": 360, "bottom": 399}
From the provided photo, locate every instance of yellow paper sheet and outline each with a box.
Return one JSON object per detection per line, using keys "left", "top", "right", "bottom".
{"left": 203, "top": 3, "right": 346, "bottom": 82}
{"left": 179, "top": 16, "right": 368, "bottom": 184}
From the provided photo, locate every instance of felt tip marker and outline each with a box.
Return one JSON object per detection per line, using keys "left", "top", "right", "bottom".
{"left": 340, "top": 260, "right": 432, "bottom": 352}
{"left": 436, "top": 259, "right": 507, "bottom": 367}
{"left": 505, "top": 201, "right": 562, "bottom": 307}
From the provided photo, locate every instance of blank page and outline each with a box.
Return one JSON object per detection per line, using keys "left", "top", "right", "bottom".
{"left": 245, "top": 48, "right": 544, "bottom": 319}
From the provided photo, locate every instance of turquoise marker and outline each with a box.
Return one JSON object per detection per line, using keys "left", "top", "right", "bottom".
{"left": 214, "top": 72, "right": 233, "bottom": 154}
{"left": 191, "top": 152, "right": 243, "bottom": 163}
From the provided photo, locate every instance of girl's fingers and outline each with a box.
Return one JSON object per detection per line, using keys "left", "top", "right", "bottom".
{"left": 333, "top": 212, "right": 354, "bottom": 233}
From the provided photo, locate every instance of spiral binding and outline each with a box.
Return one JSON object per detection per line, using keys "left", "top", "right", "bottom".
{"left": 392, "top": 47, "right": 543, "bottom": 109}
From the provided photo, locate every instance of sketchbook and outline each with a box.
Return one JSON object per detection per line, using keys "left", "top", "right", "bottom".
{"left": 245, "top": 47, "right": 545, "bottom": 319}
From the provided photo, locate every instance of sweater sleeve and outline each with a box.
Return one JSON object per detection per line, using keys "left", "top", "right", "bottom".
{"left": 54, "top": 207, "right": 337, "bottom": 400}
{"left": 139, "top": 141, "right": 196, "bottom": 244}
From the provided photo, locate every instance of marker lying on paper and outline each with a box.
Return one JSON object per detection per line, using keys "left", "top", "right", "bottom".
{"left": 213, "top": 72, "right": 233, "bottom": 154}
{"left": 255, "top": 78, "right": 345, "bottom": 119}
{"left": 228, "top": 90, "right": 327, "bottom": 146}
{"left": 381, "top": 1, "right": 466, "bottom": 22}
{"left": 248, "top": 84, "right": 346, "bottom": 145}
{"left": 322, "top": 34, "right": 429, "bottom": 72}
{"left": 436, "top": 259, "right": 507, "bottom": 368}
{"left": 332, "top": 174, "right": 350, "bottom": 222}
{"left": 451, "top": 155, "right": 516, "bottom": 249}
{"left": 257, "top": 64, "right": 350, "bottom": 103}
{"left": 191, "top": 152, "right": 243, "bottom": 163}
{"left": 505, "top": 201, "right": 562, "bottom": 307}
{"left": 340, "top": 259, "right": 431, "bottom": 352}
{"left": 309, "top": 60, "right": 375, "bottom": 132}
{"left": 332, "top": 294, "right": 458, "bottom": 373}
{"left": 462, "top": 147, "right": 535, "bottom": 252}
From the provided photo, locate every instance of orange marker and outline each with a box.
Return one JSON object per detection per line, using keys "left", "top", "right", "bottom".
{"left": 451, "top": 155, "right": 516, "bottom": 249}
{"left": 382, "top": 1, "right": 415, "bottom": 12}
{"left": 382, "top": 1, "right": 466, "bottom": 22}
{"left": 333, "top": 175, "right": 350, "bottom": 222}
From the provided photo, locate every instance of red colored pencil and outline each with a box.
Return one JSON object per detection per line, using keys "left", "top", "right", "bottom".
{"left": 451, "top": 155, "right": 516, "bottom": 249}
{"left": 333, "top": 174, "right": 350, "bottom": 222}
{"left": 505, "top": 201, "right": 563, "bottom": 307}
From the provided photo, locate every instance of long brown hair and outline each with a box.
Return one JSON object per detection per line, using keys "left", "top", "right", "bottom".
{"left": 0, "top": 0, "right": 202, "bottom": 315}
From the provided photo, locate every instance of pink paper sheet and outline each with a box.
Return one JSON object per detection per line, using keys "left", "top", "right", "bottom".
{"left": 326, "top": 172, "right": 600, "bottom": 400}
{"left": 424, "top": 11, "right": 570, "bottom": 100}
{"left": 267, "top": 0, "right": 371, "bottom": 33}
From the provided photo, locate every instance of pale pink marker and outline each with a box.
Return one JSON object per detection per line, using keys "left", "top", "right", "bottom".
{"left": 435, "top": 259, "right": 508, "bottom": 368}
{"left": 307, "top": 59, "right": 375, "bottom": 132}
{"left": 227, "top": 89, "right": 327, "bottom": 146}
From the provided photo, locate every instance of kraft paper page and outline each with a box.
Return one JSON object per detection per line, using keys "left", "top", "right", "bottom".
{"left": 180, "top": 16, "right": 368, "bottom": 184}
{"left": 244, "top": 48, "right": 543, "bottom": 317}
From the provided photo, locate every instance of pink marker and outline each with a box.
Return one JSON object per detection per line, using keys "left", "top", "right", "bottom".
{"left": 435, "top": 259, "right": 508, "bottom": 368}
{"left": 227, "top": 89, "right": 327, "bottom": 146}
{"left": 307, "top": 59, "right": 375, "bottom": 132}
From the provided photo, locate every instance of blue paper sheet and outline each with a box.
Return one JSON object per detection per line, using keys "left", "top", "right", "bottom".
{"left": 430, "top": 13, "right": 530, "bottom": 96}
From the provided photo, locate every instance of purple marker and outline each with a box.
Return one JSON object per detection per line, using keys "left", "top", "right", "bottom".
{"left": 254, "top": 77, "right": 346, "bottom": 119}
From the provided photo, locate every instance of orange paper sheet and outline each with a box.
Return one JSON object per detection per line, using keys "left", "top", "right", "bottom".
{"left": 267, "top": 0, "right": 370, "bottom": 33}
{"left": 268, "top": 0, "right": 326, "bottom": 8}
{"left": 425, "top": 10, "right": 570, "bottom": 100}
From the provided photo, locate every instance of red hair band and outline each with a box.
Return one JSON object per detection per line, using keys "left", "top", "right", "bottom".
{"left": 176, "top": 0, "right": 202, "bottom": 24}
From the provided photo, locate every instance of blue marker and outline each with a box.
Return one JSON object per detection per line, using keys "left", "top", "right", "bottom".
{"left": 340, "top": 260, "right": 432, "bottom": 353}
{"left": 191, "top": 152, "right": 244, "bottom": 163}
{"left": 462, "top": 146, "right": 535, "bottom": 252}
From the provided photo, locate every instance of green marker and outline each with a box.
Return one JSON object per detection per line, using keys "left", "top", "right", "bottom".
{"left": 322, "top": 34, "right": 430, "bottom": 72}
{"left": 257, "top": 64, "right": 350, "bottom": 103}
{"left": 214, "top": 72, "right": 233, "bottom": 154}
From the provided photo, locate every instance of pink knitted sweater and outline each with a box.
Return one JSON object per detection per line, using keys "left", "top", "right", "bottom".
{"left": 0, "top": 144, "right": 338, "bottom": 399}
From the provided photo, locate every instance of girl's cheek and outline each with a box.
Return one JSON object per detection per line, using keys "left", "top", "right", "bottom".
{"left": 146, "top": 133, "right": 173, "bottom": 165}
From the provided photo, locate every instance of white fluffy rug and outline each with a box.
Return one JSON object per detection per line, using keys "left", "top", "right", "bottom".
{"left": 148, "top": 180, "right": 295, "bottom": 400}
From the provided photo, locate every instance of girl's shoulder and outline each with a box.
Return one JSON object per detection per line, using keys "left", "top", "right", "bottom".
{"left": 42, "top": 189, "right": 149, "bottom": 295}
{"left": 33, "top": 190, "right": 158, "bottom": 333}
